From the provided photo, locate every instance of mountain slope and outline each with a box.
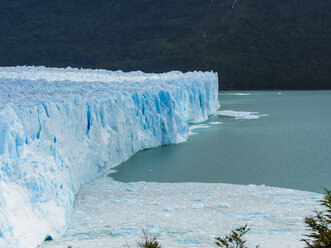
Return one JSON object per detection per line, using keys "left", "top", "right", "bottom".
{"left": 0, "top": 0, "right": 330, "bottom": 89}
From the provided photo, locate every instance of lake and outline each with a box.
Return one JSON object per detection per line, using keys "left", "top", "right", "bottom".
{"left": 112, "top": 91, "right": 331, "bottom": 193}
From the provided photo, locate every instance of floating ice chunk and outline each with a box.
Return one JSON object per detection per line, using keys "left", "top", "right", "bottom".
{"left": 189, "top": 124, "right": 210, "bottom": 130}
{"left": 188, "top": 131, "right": 198, "bottom": 136}
{"left": 188, "top": 124, "right": 211, "bottom": 135}
{"left": 209, "top": 121, "right": 222, "bottom": 125}
{"left": 216, "top": 110, "right": 268, "bottom": 120}
{"left": 219, "top": 92, "right": 251, "bottom": 96}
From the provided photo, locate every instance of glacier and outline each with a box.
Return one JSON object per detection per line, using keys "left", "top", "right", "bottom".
{"left": 41, "top": 176, "right": 322, "bottom": 248}
{"left": 0, "top": 66, "right": 219, "bottom": 248}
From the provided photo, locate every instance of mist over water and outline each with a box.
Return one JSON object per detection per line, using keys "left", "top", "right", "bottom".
{"left": 112, "top": 91, "right": 331, "bottom": 193}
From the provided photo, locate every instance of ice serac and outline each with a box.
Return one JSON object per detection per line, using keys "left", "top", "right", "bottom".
{"left": 0, "top": 66, "right": 219, "bottom": 248}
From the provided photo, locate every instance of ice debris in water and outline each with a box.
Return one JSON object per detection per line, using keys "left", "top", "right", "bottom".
{"left": 0, "top": 66, "right": 219, "bottom": 248}
{"left": 209, "top": 121, "right": 222, "bottom": 125}
{"left": 188, "top": 124, "right": 211, "bottom": 136}
{"left": 216, "top": 110, "right": 268, "bottom": 120}
{"left": 219, "top": 92, "right": 251, "bottom": 96}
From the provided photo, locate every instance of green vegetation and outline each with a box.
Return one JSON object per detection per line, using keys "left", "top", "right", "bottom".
{"left": 124, "top": 229, "right": 162, "bottom": 248}
{"left": 138, "top": 229, "right": 162, "bottom": 248}
{"left": 301, "top": 188, "right": 331, "bottom": 247}
{"left": 215, "top": 224, "right": 259, "bottom": 248}
{"left": 0, "top": 0, "right": 330, "bottom": 90}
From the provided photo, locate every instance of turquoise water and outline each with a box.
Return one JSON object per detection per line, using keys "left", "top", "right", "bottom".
{"left": 111, "top": 91, "right": 331, "bottom": 193}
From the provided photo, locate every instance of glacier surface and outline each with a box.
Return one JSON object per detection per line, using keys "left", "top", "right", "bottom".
{"left": 40, "top": 175, "right": 322, "bottom": 248}
{"left": 0, "top": 66, "right": 219, "bottom": 248}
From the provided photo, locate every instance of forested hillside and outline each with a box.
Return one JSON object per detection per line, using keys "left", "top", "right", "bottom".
{"left": 0, "top": 0, "right": 330, "bottom": 89}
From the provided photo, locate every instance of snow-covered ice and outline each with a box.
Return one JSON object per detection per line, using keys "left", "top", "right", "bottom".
{"left": 0, "top": 66, "right": 219, "bottom": 248}
{"left": 40, "top": 175, "right": 322, "bottom": 248}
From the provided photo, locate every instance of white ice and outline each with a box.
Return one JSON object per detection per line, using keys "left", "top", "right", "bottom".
{"left": 209, "top": 121, "right": 223, "bottom": 125}
{"left": 0, "top": 66, "right": 219, "bottom": 248}
{"left": 188, "top": 124, "right": 211, "bottom": 136}
{"left": 40, "top": 175, "right": 322, "bottom": 248}
{"left": 218, "top": 93, "right": 251, "bottom": 96}
{"left": 216, "top": 110, "right": 268, "bottom": 120}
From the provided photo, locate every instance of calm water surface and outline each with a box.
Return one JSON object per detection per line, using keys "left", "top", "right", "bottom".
{"left": 111, "top": 91, "right": 331, "bottom": 193}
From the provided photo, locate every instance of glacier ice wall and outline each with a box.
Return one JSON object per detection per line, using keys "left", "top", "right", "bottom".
{"left": 0, "top": 66, "right": 219, "bottom": 248}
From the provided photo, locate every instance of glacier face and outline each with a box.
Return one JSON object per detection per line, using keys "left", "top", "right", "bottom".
{"left": 0, "top": 66, "right": 219, "bottom": 248}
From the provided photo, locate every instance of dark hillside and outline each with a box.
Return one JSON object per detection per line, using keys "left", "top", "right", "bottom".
{"left": 0, "top": 0, "right": 330, "bottom": 89}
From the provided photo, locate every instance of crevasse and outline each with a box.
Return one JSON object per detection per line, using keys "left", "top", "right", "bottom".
{"left": 0, "top": 66, "right": 219, "bottom": 248}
